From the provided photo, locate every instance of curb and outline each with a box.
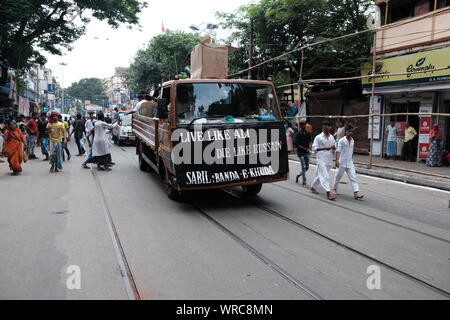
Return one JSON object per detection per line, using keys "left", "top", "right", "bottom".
{"left": 289, "top": 156, "right": 450, "bottom": 192}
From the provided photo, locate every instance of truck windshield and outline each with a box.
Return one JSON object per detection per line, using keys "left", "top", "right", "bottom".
{"left": 176, "top": 83, "right": 280, "bottom": 124}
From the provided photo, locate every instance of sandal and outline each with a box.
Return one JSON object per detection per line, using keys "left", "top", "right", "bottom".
{"left": 310, "top": 188, "right": 320, "bottom": 194}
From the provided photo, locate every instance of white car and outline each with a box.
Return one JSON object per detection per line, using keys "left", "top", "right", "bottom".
{"left": 112, "top": 114, "right": 136, "bottom": 145}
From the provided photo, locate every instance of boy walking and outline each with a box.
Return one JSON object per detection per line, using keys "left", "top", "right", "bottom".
{"left": 295, "top": 121, "right": 312, "bottom": 187}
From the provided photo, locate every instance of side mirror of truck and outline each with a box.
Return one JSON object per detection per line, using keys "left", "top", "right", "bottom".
{"left": 157, "top": 98, "right": 169, "bottom": 119}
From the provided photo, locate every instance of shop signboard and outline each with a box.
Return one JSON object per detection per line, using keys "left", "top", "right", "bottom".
{"left": 361, "top": 46, "right": 450, "bottom": 88}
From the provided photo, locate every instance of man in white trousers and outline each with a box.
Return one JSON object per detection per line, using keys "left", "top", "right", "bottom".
{"left": 333, "top": 125, "right": 364, "bottom": 200}
{"left": 311, "top": 121, "right": 337, "bottom": 201}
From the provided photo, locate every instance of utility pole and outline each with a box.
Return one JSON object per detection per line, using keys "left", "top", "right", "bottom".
{"left": 248, "top": 19, "right": 254, "bottom": 79}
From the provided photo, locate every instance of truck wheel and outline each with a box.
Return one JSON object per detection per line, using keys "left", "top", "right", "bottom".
{"left": 138, "top": 152, "right": 149, "bottom": 172}
{"left": 166, "top": 179, "right": 182, "bottom": 201}
{"left": 242, "top": 184, "right": 263, "bottom": 195}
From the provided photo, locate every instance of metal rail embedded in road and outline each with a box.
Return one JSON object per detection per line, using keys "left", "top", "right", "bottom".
{"left": 91, "top": 168, "right": 141, "bottom": 300}
{"left": 222, "top": 189, "right": 450, "bottom": 299}
{"left": 190, "top": 202, "right": 323, "bottom": 301}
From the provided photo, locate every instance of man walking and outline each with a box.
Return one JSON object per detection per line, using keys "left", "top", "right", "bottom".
{"left": 71, "top": 114, "right": 86, "bottom": 156}
{"left": 295, "top": 121, "right": 312, "bottom": 187}
{"left": 402, "top": 122, "right": 417, "bottom": 162}
{"left": 26, "top": 113, "right": 39, "bottom": 159}
{"left": 37, "top": 113, "right": 49, "bottom": 161}
{"left": 58, "top": 114, "right": 71, "bottom": 161}
{"left": 85, "top": 113, "right": 96, "bottom": 148}
{"left": 46, "top": 112, "right": 66, "bottom": 173}
{"left": 332, "top": 125, "right": 364, "bottom": 200}
{"left": 311, "top": 121, "right": 336, "bottom": 201}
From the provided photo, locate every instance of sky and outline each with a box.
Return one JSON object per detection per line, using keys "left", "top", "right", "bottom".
{"left": 45, "top": 0, "right": 250, "bottom": 87}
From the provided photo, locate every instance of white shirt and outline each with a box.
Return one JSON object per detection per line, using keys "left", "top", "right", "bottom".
{"left": 312, "top": 132, "right": 336, "bottom": 166}
{"left": 92, "top": 121, "right": 118, "bottom": 157}
{"left": 85, "top": 119, "right": 94, "bottom": 133}
{"left": 386, "top": 125, "right": 398, "bottom": 142}
{"left": 336, "top": 137, "right": 355, "bottom": 168}
{"left": 133, "top": 100, "right": 147, "bottom": 113}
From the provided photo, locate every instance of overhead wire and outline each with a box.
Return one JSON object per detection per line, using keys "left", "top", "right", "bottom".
{"left": 228, "top": 7, "right": 450, "bottom": 78}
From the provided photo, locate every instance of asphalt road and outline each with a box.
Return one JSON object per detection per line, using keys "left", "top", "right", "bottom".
{"left": 0, "top": 142, "right": 449, "bottom": 300}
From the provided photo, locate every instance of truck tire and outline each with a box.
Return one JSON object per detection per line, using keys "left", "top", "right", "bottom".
{"left": 242, "top": 184, "right": 263, "bottom": 195}
{"left": 138, "top": 143, "right": 150, "bottom": 172}
{"left": 166, "top": 180, "right": 182, "bottom": 201}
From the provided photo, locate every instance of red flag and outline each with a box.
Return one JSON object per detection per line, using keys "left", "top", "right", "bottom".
{"left": 162, "top": 21, "right": 165, "bottom": 33}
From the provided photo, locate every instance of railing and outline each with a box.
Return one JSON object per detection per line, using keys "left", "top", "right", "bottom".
{"left": 376, "top": 7, "right": 450, "bottom": 53}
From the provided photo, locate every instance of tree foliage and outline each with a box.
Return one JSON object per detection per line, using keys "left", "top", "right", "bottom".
{"left": 66, "top": 78, "right": 107, "bottom": 103}
{"left": 0, "top": 0, "right": 147, "bottom": 72}
{"left": 217, "top": 0, "right": 372, "bottom": 82}
{"left": 126, "top": 31, "right": 200, "bottom": 92}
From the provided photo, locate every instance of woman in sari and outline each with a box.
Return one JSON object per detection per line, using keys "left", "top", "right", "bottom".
{"left": 426, "top": 124, "right": 443, "bottom": 167}
{"left": 2, "top": 120, "right": 25, "bottom": 175}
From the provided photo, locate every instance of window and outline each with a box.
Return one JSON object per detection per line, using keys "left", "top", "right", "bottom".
{"left": 437, "top": 0, "right": 450, "bottom": 8}
{"left": 175, "top": 83, "right": 280, "bottom": 124}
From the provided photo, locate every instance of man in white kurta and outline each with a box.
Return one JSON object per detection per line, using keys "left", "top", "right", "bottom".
{"left": 332, "top": 126, "right": 364, "bottom": 200}
{"left": 311, "top": 121, "right": 336, "bottom": 201}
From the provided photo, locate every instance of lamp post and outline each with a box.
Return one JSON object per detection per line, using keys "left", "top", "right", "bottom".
{"left": 60, "top": 62, "right": 67, "bottom": 113}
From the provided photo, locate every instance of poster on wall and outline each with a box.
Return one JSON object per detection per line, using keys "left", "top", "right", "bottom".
{"left": 418, "top": 118, "right": 432, "bottom": 160}
{"left": 368, "top": 96, "right": 382, "bottom": 140}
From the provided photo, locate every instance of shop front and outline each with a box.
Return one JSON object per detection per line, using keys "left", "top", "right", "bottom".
{"left": 362, "top": 46, "right": 450, "bottom": 162}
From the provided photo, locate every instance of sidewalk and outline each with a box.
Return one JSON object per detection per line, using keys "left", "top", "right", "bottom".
{"left": 289, "top": 153, "right": 450, "bottom": 192}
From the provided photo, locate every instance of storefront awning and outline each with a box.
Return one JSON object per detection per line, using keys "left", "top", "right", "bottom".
{"left": 363, "top": 81, "right": 450, "bottom": 95}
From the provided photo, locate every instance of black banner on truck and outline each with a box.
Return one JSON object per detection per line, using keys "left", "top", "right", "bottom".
{"left": 171, "top": 122, "right": 289, "bottom": 188}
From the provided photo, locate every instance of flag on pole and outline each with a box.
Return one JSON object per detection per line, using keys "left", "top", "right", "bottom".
{"left": 162, "top": 21, "right": 165, "bottom": 33}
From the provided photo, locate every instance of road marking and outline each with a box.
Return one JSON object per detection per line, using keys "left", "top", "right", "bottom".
{"left": 288, "top": 160, "right": 450, "bottom": 194}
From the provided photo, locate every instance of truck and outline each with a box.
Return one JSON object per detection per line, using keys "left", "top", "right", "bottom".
{"left": 132, "top": 79, "right": 289, "bottom": 200}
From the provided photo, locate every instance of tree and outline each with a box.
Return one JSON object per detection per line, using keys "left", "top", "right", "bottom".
{"left": 126, "top": 31, "right": 200, "bottom": 92}
{"left": 66, "top": 78, "right": 107, "bottom": 103}
{"left": 0, "top": 0, "right": 147, "bottom": 73}
{"left": 217, "top": 0, "right": 372, "bottom": 82}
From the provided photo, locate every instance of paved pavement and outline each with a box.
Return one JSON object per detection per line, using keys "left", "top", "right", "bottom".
{"left": 0, "top": 142, "right": 449, "bottom": 300}
{"left": 289, "top": 153, "right": 450, "bottom": 191}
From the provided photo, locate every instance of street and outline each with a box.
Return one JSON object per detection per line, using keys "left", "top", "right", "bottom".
{"left": 1, "top": 141, "right": 449, "bottom": 300}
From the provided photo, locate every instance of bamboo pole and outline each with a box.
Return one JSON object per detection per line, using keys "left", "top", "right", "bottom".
{"left": 368, "top": 32, "right": 378, "bottom": 169}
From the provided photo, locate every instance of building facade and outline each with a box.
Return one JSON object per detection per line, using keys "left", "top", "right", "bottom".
{"left": 103, "top": 67, "right": 136, "bottom": 109}
{"left": 362, "top": 0, "right": 450, "bottom": 161}
{"left": 0, "top": 63, "right": 58, "bottom": 120}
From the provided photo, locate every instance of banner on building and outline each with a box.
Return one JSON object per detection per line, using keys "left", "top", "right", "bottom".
{"left": 362, "top": 46, "right": 450, "bottom": 88}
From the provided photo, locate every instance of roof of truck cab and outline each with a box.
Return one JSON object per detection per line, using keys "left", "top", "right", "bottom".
{"left": 161, "top": 79, "right": 275, "bottom": 87}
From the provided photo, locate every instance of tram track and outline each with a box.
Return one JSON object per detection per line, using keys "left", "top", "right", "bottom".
{"left": 220, "top": 188, "right": 450, "bottom": 299}
{"left": 91, "top": 167, "right": 141, "bottom": 300}
{"left": 271, "top": 183, "right": 450, "bottom": 244}
{"left": 114, "top": 145, "right": 449, "bottom": 299}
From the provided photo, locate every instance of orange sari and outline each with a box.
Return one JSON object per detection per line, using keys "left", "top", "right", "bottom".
{"left": 4, "top": 129, "right": 24, "bottom": 173}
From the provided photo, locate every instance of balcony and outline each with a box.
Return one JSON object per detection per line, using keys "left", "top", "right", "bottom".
{"left": 376, "top": 5, "right": 450, "bottom": 54}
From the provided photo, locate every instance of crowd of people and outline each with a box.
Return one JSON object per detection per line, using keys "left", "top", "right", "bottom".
{"left": 0, "top": 111, "right": 119, "bottom": 175}
{"left": 285, "top": 118, "right": 448, "bottom": 201}
{"left": 286, "top": 120, "right": 364, "bottom": 201}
